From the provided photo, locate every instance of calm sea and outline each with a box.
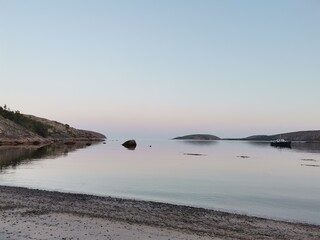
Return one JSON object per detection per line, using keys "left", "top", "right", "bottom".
{"left": 0, "top": 139, "right": 320, "bottom": 224}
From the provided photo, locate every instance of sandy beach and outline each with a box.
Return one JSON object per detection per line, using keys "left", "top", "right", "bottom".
{"left": 0, "top": 186, "right": 319, "bottom": 239}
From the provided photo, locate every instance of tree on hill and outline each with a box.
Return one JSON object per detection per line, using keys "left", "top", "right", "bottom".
{"left": 0, "top": 105, "right": 49, "bottom": 137}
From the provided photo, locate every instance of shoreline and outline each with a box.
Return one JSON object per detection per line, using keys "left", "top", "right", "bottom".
{"left": 0, "top": 185, "right": 319, "bottom": 239}
{"left": 0, "top": 138, "right": 105, "bottom": 146}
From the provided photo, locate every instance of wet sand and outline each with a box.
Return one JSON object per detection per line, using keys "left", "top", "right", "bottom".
{"left": 0, "top": 185, "right": 319, "bottom": 240}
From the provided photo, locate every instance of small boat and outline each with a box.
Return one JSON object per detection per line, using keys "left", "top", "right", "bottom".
{"left": 270, "top": 139, "right": 291, "bottom": 148}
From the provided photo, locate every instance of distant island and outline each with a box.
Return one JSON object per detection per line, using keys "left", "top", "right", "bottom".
{"left": 173, "top": 134, "right": 220, "bottom": 140}
{"left": 174, "top": 130, "right": 320, "bottom": 142}
{"left": 240, "top": 130, "right": 320, "bottom": 142}
{"left": 0, "top": 106, "right": 106, "bottom": 145}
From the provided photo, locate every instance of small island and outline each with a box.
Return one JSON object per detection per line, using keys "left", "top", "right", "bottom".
{"left": 173, "top": 134, "right": 220, "bottom": 140}
{"left": 174, "top": 131, "right": 320, "bottom": 142}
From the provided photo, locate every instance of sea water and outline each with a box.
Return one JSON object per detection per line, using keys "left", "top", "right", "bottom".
{"left": 0, "top": 140, "right": 319, "bottom": 224}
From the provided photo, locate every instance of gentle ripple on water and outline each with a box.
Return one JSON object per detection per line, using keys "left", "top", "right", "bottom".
{"left": 0, "top": 140, "right": 320, "bottom": 224}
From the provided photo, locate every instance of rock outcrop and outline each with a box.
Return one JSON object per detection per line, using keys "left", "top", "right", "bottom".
{"left": 122, "top": 140, "right": 137, "bottom": 149}
{"left": 0, "top": 112, "right": 106, "bottom": 145}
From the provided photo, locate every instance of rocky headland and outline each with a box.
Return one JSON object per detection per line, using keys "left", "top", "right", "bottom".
{"left": 0, "top": 107, "right": 106, "bottom": 145}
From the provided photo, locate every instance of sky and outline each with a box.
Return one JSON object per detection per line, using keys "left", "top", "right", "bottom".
{"left": 1, "top": 0, "right": 319, "bottom": 139}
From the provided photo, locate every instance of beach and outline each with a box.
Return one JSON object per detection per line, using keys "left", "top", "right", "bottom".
{"left": 0, "top": 186, "right": 319, "bottom": 239}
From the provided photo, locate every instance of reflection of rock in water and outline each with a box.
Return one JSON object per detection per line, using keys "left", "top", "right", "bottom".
{"left": 0, "top": 147, "right": 36, "bottom": 169}
{"left": 0, "top": 143, "right": 96, "bottom": 171}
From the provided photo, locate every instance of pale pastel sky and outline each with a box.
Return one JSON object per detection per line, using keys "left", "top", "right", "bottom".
{"left": 1, "top": 0, "right": 319, "bottom": 139}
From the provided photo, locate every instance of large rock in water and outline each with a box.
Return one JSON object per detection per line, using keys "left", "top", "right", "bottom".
{"left": 122, "top": 139, "right": 137, "bottom": 149}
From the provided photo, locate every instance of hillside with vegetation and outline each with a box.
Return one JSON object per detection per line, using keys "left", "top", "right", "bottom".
{"left": 0, "top": 105, "right": 106, "bottom": 145}
{"left": 243, "top": 131, "right": 320, "bottom": 142}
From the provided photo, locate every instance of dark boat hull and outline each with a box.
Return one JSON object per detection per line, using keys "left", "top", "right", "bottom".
{"left": 270, "top": 141, "right": 291, "bottom": 148}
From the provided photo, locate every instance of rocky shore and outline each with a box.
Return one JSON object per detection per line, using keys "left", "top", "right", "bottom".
{"left": 0, "top": 112, "right": 106, "bottom": 146}
{"left": 0, "top": 185, "right": 319, "bottom": 240}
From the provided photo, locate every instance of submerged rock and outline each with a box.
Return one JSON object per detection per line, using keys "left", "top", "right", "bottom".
{"left": 122, "top": 140, "right": 137, "bottom": 150}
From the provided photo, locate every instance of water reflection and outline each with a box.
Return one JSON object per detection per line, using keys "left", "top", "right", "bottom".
{"left": 244, "top": 141, "right": 320, "bottom": 153}
{"left": 245, "top": 141, "right": 270, "bottom": 148}
{"left": 290, "top": 142, "right": 320, "bottom": 153}
{"left": 0, "top": 139, "right": 320, "bottom": 224}
{"left": 0, "top": 143, "right": 95, "bottom": 171}
{"left": 174, "top": 140, "right": 320, "bottom": 154}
